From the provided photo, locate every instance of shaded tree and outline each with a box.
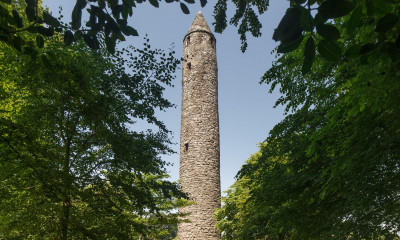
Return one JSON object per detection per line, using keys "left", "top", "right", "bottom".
{"left": 0, "top": 33, "right": 186, "bottom": 239}
{"left": 216, "top": 13, "right": 400, "bottom": 238}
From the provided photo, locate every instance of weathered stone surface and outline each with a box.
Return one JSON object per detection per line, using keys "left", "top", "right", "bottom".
{"left": 178, "top": 11, "right": 221, "bottom": 240}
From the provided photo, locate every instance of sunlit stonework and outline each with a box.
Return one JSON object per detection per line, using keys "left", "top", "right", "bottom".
{"left": 178, "top": 11, "right": 221, "bottom": 240}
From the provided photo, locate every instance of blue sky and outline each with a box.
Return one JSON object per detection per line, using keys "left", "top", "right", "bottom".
{"left": 42, "top": 0, "right": 289, "bottom": 193}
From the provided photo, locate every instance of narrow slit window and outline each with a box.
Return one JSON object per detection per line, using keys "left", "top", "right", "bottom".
{"left": 185, "top": 143, "right": 189, "bottom": 151}
{"left": 187, "top": 62, "right": 191, "bottom": 70}
{"left": 210, "top": 37, "right": 214, "bottom": 45}
{"left": 186, "top": 36, "right": 190, "bottom": 46}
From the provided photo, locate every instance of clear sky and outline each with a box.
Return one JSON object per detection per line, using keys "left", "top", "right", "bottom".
{"left": 42, "top": 0, "right": 289, "bottom": 194}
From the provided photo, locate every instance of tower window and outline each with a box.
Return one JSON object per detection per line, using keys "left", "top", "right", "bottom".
{"left": 187, "top": 62, "right": 191, "bottom": 70}
{"left": 184, "top": 143, "right": 189, "bottom": 151}
{"left": 210, "top": 37, "right": 214, "bottom": 45}
{"left": 186, "top": 36, "right": 190, "bottom": 46}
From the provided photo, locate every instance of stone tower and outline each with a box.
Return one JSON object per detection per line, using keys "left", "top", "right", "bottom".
{"left": 178, "top": 11, "right": 221, "bottom": 239}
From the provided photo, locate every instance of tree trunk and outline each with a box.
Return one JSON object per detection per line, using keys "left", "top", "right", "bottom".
{"left": 60, "top": 140, "right": 71, "bottom": 240}
{"left": 61, "top": 194, "right": 71, "bottom": 240}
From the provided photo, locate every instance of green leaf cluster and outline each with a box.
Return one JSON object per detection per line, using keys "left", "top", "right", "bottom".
{"left": 0, "top": 0, "right": 208, "bottom": 53}
{"left": 213, "top": 0, "right": 400, "bottom": 75}
{"left": 213, "top": 0, "right": 269, "bottom": 52}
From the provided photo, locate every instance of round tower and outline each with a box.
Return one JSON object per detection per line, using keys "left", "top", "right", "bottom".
{"left": 178, "top": 11, "right": 221, "bottom": 239}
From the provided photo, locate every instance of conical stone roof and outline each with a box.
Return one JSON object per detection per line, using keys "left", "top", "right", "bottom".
{"left": 187, "top": 11, "right": 212, "bottom": 34}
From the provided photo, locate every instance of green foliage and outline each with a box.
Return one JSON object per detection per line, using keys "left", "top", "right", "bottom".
{"left": 213, "top": 0, "right": 269, "bottom": 52}
{"left": 216, "top": 12, "right": 400, "bottom": 238}
{"left": 0, "top": 36, "right": 186, "bottom": 239}
{"left": 216, "top": 150, "right": 273, "bottom": 240}
{"left": 212, "top": 0, "right": 400, "bottom": 74}
{"left": 0, "top": 0, "right": 207, "bottom": 53}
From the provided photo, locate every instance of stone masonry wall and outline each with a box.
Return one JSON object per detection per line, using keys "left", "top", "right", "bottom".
{"left": 178, "top": 13, "right": 221, "bottom": 240}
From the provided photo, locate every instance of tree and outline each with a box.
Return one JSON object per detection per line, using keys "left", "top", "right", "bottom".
{"left": 215, "top": 149, "right": 276, "bottom": 240}
{"left": 216, "top": 13, "right": 400, "bottom": 238}
{"left": 214, "top": 0, "right": 400, "bottom": 238}
{"left": 0, "top": 33, "right": 186, "bottom": 239}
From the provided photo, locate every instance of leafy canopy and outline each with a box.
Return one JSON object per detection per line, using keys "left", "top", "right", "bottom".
{"left": 0, "top": 32, "right": 187, "bottom": 239}
{"left": 216, "top": 1, "right": 400, "bottom": 239}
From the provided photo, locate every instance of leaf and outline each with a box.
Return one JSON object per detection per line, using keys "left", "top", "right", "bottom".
{"left": 346, "top": 6, "right": 362, "bottom": 35}
{"left": 302, "top": 37, "right": 315, "bottom": 75}
{"left": 149, "top": 0, "right": 159, "bottom": 8}
{"left": 304, "top": 36, "right": 315, "bottom": 61}
{"left": 74, "top": 30, "right": 82, "bottom": 41}
{"left": 165, "top": 0, "right": 174, "bottom": 2}
{"left": 200, "top": 0, "right": 207, "bottom": 7}
{"left": 0, "top": 34, "right": 10, "bottom": 42}
{"left": 294, "top": 0, "right": 306, "bottom": 4}
{"left": 360, "top": 104, "right": 366, "bottom": 112}
{"left": 64, "top": 31, "right": 74, "bottom": 45}
{"left": 83, "top": 34, "right": 93, "bottom": 47}
{"left": 184, "top": 0, "right": 194, "bottom": 3}
{"left": 116, "top": 32, "right": 126, "bottom": 41}
{"left": 43, "top": 12, "right": 61, "bottom": 27}
{"left": 117, "top": 18, "right": 128, "bottom": 26}
{"left": 26, "top": 25, "right": 39, "bottom": 33}
{"left": 360, "top": 54, "right": 369, "bottom": 64}
{"left": 12, "top": 35, "right": 24, "bottom": 51}
{"left": 36, "top": 35, "right": 44, "bottom": 48}
{"left": 22, "top": 45, "right": 38, "bottom": 57}
{"left": 104, "top": 22, "right": 112, "bottom": 36}
{"left": 12, "top": 10, "right": 24, "bottom": 28}
{"left": 105, "top": 36, "right": 116, "bottom": 54}
{"left": 26, "top": 5, "right": 36, "bottom": 22}
{"left": 374, "top": 0, "right": 393, "bottom": 16}
{"left": 92, "top": 35, "right": 100, "bottom": 49}
{"left": 25, "top": 0, "right": 35, "bottom": 6}
{"left": 40, "top": 54, "right": 51, "bottom": 67}
{"left": 98, "top": 0, "right": 106, "bottom": 8}
{"left": 277, "top": 35, "right": 303, "bottom": 53}
{"left": 121, "top": 5, "right": 129, "bottom": 19}
{"left": 314, "top": 13, "right": 327, "bottom": 26}
{"left": 37, "top": 26, "right": 54, "bottom": 37}
{"left": 382, "top": 42, "right": 399, "bottom": 62}
{"left": 121, "top": 26, "right": 139, "bottom": 36}
{"left": 180, "top": 2, "right": 190, "bottom": 14}
{"left": 318, "top": 39, "right": 341, "bottom": 62}
{"left": 375, "top": 13, "right": 398, "bottom": 33}
{"left": 316, "top": 24, "right": 340, "bottom": 41}
{"left": 360, "top": 43, "right": 376, "bottom": 55}
{"left": 344, "top": 45, "right": 361, "bottom": 58}
{"left": 366, "top": 0, "right": 374, "bottom": 16}
{"left": 273, "top": 7, "right": 302, "bottom": 43}
{"left": 107, "top": 17, "right": 120, "bottom": 34}
{"left": 76, "top": 0, "right": 87, "bottom": 9}
{"left": 383, "top": 0, "right": 397, "bottom": 3}
{"left": 298, "top": 6, "right": 313, "bottom": 32}
{"left": 318, "top": 0, "right": 354, "bottom": 19}
{"left": 128, "top": 6, "right": 133, "bottom": 16}
{"left": 111, "top": 4, "right": 123, "bottom": 18}
{"left": 0, "top": 0, "right": 12, "bottom": 3}
{"left": 302, "top": 57, "right": 313, "bottom": 75}
{"left": 71, "top": 5, "right": 82, "bottom": 30}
